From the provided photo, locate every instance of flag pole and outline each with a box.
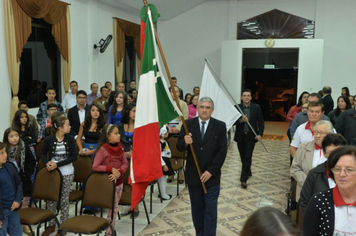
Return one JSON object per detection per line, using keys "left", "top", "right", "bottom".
{"left": 204, "top": 58, "right": 268, "bottom": 153}
{"left": 143, "top": 0, "right": 207, "bottom": 193}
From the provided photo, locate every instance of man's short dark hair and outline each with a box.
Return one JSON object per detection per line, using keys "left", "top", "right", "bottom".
{"left": 105, "top": 81, "right": 112, "bottom": 85}
{"left": 46, "top": 87, "right": 56, "bottom": 93}
{"left": 47, "top": 103, "right": 58, "bottom": 110}
{"left": 130, "top": 80, "right": 136, "bottom": 83}
{"left": 100, "top": 86, "right": 108, "bottom": 92}
{"left": 193, "top": 86, "right": 200, "bottom": 91}
{"left": 171, "top": 77, "right": 177, "bottom": 81}
{"left": 241, "top": 89, "right": 252, "bottom": 96}
{"left": 70, "top": 80, "right": 78, "bottom": 85}
{"left": 307, "top": 101, "right": 324, "bottom": 112}
{"left": 322, "top": 86, "right": 332, "bottom": 94}
{"left": 90, "top": 83, "right": 98, "bottom": 88}
{"left": 321, "top": 133, "right": 347, "bottom": 153}
{"left": 76, "top": 90, "right": 87, "bottom": 97}
{"left": 308, "top": 92, "right": 322, "bottom": 102}
{"left": 18, "top": 100, "right": 28, "bottom": 109}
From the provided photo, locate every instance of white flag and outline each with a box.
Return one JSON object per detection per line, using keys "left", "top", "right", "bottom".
{"left": 199, "top": 62, "right": 241, "bottom": 131}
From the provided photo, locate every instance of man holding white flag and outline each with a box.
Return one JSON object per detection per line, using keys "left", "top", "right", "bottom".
{"left": 199, "top": 62, "right": 241, "bottom": 131}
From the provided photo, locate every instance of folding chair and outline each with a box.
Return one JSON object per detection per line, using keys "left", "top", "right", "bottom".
{"left": 18, "top": 167, "right": 62, "bottom": 236}
{"left": 58, "top": 172, "right": 116, "bottom": 235}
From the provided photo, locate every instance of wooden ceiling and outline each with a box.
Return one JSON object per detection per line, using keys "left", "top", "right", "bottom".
{"left": 237, "top": 9, "right": 315, "bottom": 39}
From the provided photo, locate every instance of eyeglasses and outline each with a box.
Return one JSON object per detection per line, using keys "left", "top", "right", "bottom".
{"left": 314, "top": 131, "right": 327, "bottom": 136}
{"left": 331, "top": 167, "right": 356, "bottom": 175}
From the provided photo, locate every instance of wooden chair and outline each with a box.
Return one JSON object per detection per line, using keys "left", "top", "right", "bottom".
{"left": 167, "top": 135, "right": 186, "bottom": 196}
{"left": 69, "top": 155, "right": 93, "bottom": 216}
{"left": 58, "top": 172, "right": 116, "bottom": 236}
{"left": 18, "top": 167, "right": 62, "bottom": 236}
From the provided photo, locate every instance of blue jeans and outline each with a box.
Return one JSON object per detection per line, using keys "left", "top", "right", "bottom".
{"left": 188, "top": 184, "right": 220, "bottom": 236}
{"left": 0, "top": 209, "right": 23, "bottom": 236}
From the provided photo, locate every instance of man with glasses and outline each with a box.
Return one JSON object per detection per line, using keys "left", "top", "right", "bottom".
{"left": 37, "top": 103, "right": 58, "bottom": 141}
{"left": 67, "top": 90, "right": 89, "bottom": 138}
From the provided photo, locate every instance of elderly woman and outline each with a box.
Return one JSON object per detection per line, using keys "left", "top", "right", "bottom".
{"left": 300, "top": 134, "right": 347, "bottom": 216}
{"left": 290, "top": 120, "right": 334, "bottom": 200}
{"left": 303, "top": 145, "right": 356, "bottom": 235}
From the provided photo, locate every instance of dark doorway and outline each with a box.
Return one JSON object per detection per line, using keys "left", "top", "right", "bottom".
{"left": 19, "top": 18, "right": 61, "bottom": 108}
{"left": 242, "top": 48, "right": 299, "bottom": 121}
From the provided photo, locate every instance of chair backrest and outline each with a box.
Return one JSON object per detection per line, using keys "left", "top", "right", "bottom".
{"left": 35, "top": 140, "right": 44, "bottom": 161}
{"left": 32, "top": 167, "right": 62, "bottom": 202}
{"left": 167, "top": 136, "right": 185, "bottom": 159}
{"left": 36, "top": 158, "right": 46, "bottom": 174}
{"left": 82, "top": 172, "right": 115, "bottom": 210}
{"left": 73, "top": 155, "right": 93, "bottom": 183}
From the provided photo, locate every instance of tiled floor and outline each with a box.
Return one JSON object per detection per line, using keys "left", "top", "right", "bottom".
{"left": 28, "top": 121, "right": 291, "bottom": 236}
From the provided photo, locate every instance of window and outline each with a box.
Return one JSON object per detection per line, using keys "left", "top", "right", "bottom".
{"left": 18, "top": 18, "right": 61, "bottom": 108}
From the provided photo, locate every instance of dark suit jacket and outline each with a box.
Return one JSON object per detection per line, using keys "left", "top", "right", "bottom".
{"left": 176, "top": 117, "right": 227, "bottom": 187}
{"left": 234, "top": 103, "right": 264, "bottom": 143}
{"left": 67, "top": 105, "right": 89, "bottom": 136}
{"left": 322, "top": 94, "right": 334, "bottom": 116}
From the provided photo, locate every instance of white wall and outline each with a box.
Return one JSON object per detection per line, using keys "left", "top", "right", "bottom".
{"left": 221, "top": 39, "right": 324, "bottom": 102}
{"left": 158, "top": 1, "right": 230, "bottom": 96}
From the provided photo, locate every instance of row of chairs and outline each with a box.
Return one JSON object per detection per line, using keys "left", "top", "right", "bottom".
{"left": 23, "top": 135, "right": 186, "bottom": 236}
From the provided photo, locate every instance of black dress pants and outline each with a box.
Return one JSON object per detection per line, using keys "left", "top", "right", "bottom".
{"left": 237, "top": 132, "right": 256, "bottom": 182}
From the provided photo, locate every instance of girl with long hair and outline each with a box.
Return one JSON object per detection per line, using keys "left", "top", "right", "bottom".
{"left": 92, "top": 124, "right": 128, "bottom": 235}
{"left": 2, "top": 128, "right": 36, "bottom": 235}
{"left": 107, "top": 91, "right": 127, "bottom": 125}
{"left": 12, "top": 109, "right": 37, "bottom": 146}
{"left": 39, "top": 116, "right": 77, "bottom": 236}
{"left": 76, "top": 103, "right": 105, "bottom": 157}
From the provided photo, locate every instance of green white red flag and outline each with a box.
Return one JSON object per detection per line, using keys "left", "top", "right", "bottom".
{"left": 130, "top": 5, "right": 182, "bottom": 210}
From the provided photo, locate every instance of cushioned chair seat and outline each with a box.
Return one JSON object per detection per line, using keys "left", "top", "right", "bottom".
{"left": 69, "top": 190, "right": 83, "bottom": 201}
{"left": 18, "top": 208, "right": 54, "bottom": 224}
{"left": 60, "top": 215, "right": 109, "bottom": 233}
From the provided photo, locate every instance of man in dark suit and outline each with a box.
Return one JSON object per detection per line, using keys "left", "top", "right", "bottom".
{"left": 68, "top": 90, "right": 89, "bottom": 138}
{"left": 234, "top": 89, "right": 264, "bottom": 189}
{"left": 177, "top": 97, "right": 227, "bottom": 236}
{"left": 321, "top": 86, "right": 334, "bottom": 116}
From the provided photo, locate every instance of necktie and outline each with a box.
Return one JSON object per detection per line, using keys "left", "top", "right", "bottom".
{"left": 201, "top": 121, "right": 206, "bottom": 140}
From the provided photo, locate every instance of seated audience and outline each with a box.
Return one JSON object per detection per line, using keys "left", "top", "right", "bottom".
{"left": 241, "top": 207, "right": 301, "bottom": 236}
{"left": 300, "top": 133, "right": 347, "bottom": 216}
{"left": 86, "top": 83, "right": 100, "bottom": 105}
{"left": 327, "top": 95, "right": 351, "bottom": 125}
{"left": 303, "top": 145, "right": 356, "bottom": 235}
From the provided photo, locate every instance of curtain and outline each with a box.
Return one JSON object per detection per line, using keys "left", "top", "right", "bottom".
{"left": 5, "top": 0, "right": 21, "bottom": 120}
{"left": 113, "top": 18, "right": 141, "bottom": 83}
{"left": 61, "top": 6, "right": 71, "bottom": 93}
{"left": 5, "top": 0, "right": 71, "bottom": 119}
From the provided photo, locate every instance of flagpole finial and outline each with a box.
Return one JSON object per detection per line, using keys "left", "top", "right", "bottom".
{"left": 143, "top": 0, "right": 147, "bottom": 7}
